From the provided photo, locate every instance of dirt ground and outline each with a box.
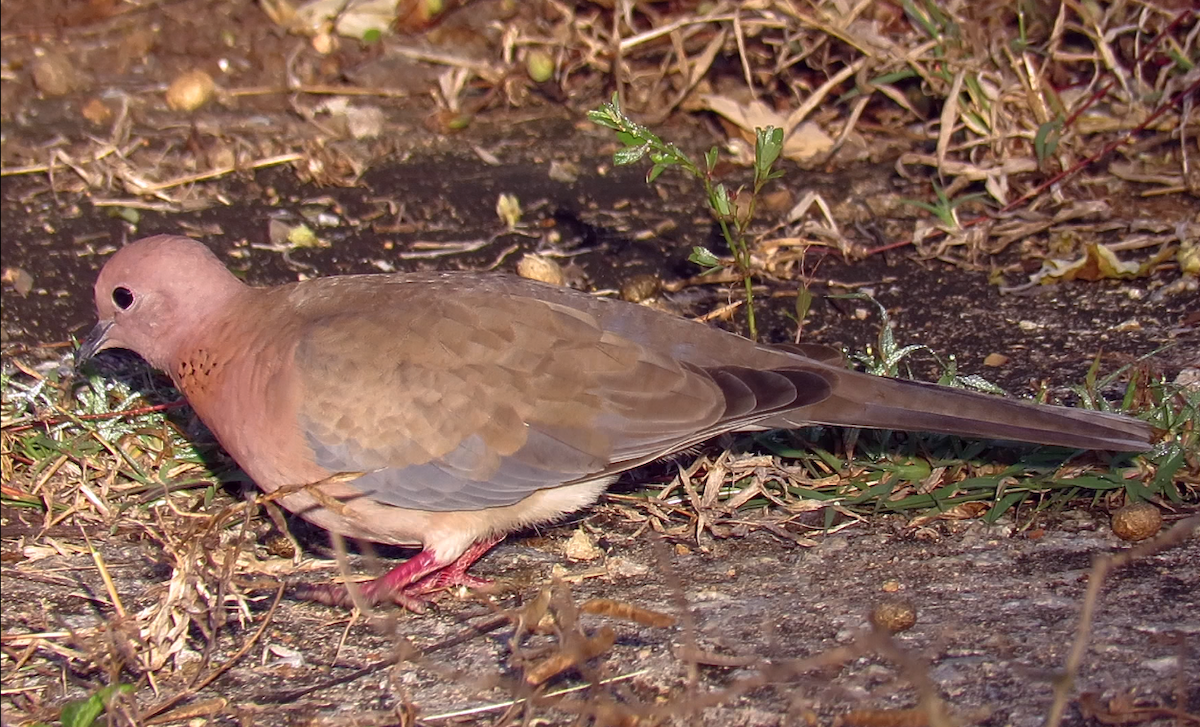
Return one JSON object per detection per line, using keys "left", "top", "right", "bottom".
{"left": 2, "top": 1, "right": 1198, "bottom": 726}
{"left": 3, "top": 495, "right": 1198, "bottom": 725}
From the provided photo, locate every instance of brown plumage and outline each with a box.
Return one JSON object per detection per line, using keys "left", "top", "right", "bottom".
{"left": 78, "top": 235, "right": 1153, "bottom": 609}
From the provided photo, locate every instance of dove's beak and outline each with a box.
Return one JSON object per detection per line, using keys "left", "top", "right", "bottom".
{"left": 75, "top": 320, "right": 114, "bottom": 371}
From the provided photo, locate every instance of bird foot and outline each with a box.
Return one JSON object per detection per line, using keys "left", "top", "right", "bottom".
{"left": 294, "top": 536, "right": 503, "bottom": 612}
{"left": 402, "top": 535, "right": 502, "bottom": 597}
{"left": 405, "top": 570, "right": 494, "bottom": 596}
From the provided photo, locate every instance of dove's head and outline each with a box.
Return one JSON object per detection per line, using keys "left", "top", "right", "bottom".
{"left": 78, "top": 235, "right": 246, "bottom": 370}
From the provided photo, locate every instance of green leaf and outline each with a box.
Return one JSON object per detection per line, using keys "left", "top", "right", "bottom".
{"left": 60, "top": 696, "right": 106, "bottom": 727}
{"left": 60, "top": 684, "right": 134, "bottom": 727}
{"left": 846, "top": 480, "right": 898, "bottom": 505}
{"left": 705, "top": 146, "right": 719, "bottom": 171}
{"left": 1121, "top": 370, "right": 1139, "bottom": 412}
{"left": 955, "top": 374, "right": 1006, "bottom": 395}
{"left": 963, "top": 110, "right": 989, "bottom": 134}
{"left": 646, "top": 163, "right": 667, "bottom": 183}
{"left": 869, "top": 69, "right": 918, "bottom": 85}
{"left": 1060, "top": 475, "right": 1124, "bottom": 491}
{"left": 711, "top": 183, "right": 731, "bottom": 217}
{"left": 903, "top": 0, "right": 940, "bottom": 39}
{"left": 754, "top": 126, "right": 784, "bottom": 177}
{"left": 1148, "top": 446, "right": 1185, "bottom": 498}
{"left": 753, "top": 436, "right": 807, "bottom": 459}
{"left": 1122, "top": 477, "right": 1156, "bottom": 502}
{"left": 823, "top": 505, "right": 837, "bottom": 530}
{"left": 586, "top": 108, "right": 620, "bottom": 130}
{"left": 953, "top": 475, "right": 1007, "bottom": 492}
{"left": 810, "top": 445, "right": 845, "bottom": 471}
{"left": 1034, "top": 119, "right": 1062, "bottom": 162}
{"left": 1167, "top": 47, "right": 1194, "bottom": 71}
{"left": 984, "top": 491, "right": 1029, "bottom": 522}
{"left": 109, "top": 207, "right": 140, "bottom": 225}
{"left": 615, "top": 131, "right": 641, "bottom": 147}
{"left": 586, "top": 93, "right": 624, "bottom": 130}
{"left": 900, "top": 198, "right": 939, "bottom": 215}
{"left": 880, "top": 343, "right": 924, "bottom": 372}
{"left": 889, "top": 457, "right": 932, "bottom": 482}
{"left": 964, "top": 74, "right": 989, "bottom": 113}
{"left": 795, "top": 284, "right": 813, "bottom": 325}
{"left": 689, "top": 246, "right": 721, "bottom": 268}
{"left": 614, "top": 143, "right": 650, "bottom": 165}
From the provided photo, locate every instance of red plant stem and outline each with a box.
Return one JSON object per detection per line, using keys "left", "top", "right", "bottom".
{"left": 1060, "top": 8, "right": 1193, "bottom": 130}
{"left": 4, "top": 399, "right": 187, "bottom": 434}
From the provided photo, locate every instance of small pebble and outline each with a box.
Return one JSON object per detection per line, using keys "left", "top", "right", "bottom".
{"left": 619, "top": 274, "right": 662, "bottom": 303}
{"left": 526, "top": 49, "right": 555, "bottom": 83}
{"left": 166, "top": 69, "right": 216, "bottom": 112}
{"left": 81, "top": 97, "right": 113, "bottom": 125}
{"left": 32, "top": 51, "right": 83, "bottom": 96}
{"left": 563, "top": 528, "right": 601, "bottom": 561}
{"left": 871, "top": 600, "right": 917, "bottom": 633}
{"left": 516, "top": 254, "right": 565, "bottom": 286}
{"left": 1111, "top": 502, "right": 1162, "bottom": 542}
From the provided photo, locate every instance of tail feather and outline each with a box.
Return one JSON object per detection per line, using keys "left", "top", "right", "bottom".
{"left": 763, "top": 370, "right": 1153, "bottom": 451}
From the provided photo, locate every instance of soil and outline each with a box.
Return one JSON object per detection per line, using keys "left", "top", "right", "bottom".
{"left": 3, "top": 496, "right": 1199, "bottom": 725}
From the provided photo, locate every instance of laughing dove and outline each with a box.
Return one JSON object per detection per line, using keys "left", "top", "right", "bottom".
{"left": 79, "top": 235, "right": 1153, "bottom": 609}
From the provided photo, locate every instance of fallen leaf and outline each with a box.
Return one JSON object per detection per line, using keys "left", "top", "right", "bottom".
{"left": 1, "top": 267, "right": 34, "bottom": 296}
{"left": 563, "top": 527, "right": 601, "bottom": 561}
{"left": 1031, "top": 242, "right": 1175, "bottom": 284}
{"left": 698, "top": 95, "right": 833, "bottom": 163}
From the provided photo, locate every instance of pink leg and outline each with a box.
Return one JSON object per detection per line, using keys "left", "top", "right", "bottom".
{"left": 296, "top": 536, "right": 503, "bottom": 611}
{"left": 297, "top": 548, "right": 444, "bottom": 611}
{"left": 404, "top": 535, "right": 503, "bottom": 596}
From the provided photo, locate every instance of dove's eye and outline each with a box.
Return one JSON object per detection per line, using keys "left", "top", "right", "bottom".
{"left": 112, "top": 286, "right": 135, "bottom": 310}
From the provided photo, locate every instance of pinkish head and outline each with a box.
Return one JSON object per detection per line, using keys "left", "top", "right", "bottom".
{"left": 78, "top": 235, "right": 245, "bottom": 370}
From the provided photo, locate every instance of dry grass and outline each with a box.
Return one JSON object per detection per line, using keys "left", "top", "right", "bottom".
{"left": 1, "top": 3, "right": 1195, "bottom": 247}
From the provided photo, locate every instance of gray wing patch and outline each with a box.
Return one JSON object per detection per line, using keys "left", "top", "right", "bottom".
{"left": 302, "top": 365, "right": 836, "bottom": 512}
{"left": 305, "top": 424, "right": 609, "bottom": 511}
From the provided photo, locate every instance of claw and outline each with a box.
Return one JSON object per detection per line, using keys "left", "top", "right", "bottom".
{"left": 293, "top": 536, "right": 504, "bottom": 612}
